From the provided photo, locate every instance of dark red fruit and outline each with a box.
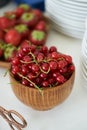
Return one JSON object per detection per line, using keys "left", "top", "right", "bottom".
{"left": 0, "top": 30, "right": 4, "bottom": 40}
{"left": 5, "top": 29, "right": 21, "bottom": 46}
{"left": 10, "top": 45, "right": 75, "bottom": 89}
{"left": 0, "top": 16, "right": 11, "bottom": 30}
{"left": 20, "top": 12, "right": 38, "bottom": 27}
{"left": 29, "top": 30, "right": 46, "bottom": 46}
{"left": 35, "top": 20, "right": 47, "bottom": 32}
{"left": 32, "top": 9, "right": 43, "bottom": 20}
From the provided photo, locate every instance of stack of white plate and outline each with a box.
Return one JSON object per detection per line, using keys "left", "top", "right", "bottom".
{"left": 81, "top": 30, "right": 87, "bottom": 88}
{"left": 45, "top": 0, "right": 87, "bottom": 39}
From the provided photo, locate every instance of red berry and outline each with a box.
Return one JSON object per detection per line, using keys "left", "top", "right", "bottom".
{"left": 5, "top": 29, "right": 21, "bottom": 46}
{"left": 22, "top": 79, "right": 29, "bottom": 86}
{"left": 0, "top": 16, "right": 11, "bottom": 30}
{"left": 0, "top": 30, "right": 4, "bottom": 40}
{"left": 49, "top": 61, "right": 58, "bottom": 70}
{"left": 31, "top": 64, "right": 40, "bottom": 73}
{"left": 65, "top": 55, "right": 72, "bottom": 64}
{"left": 51, "top": 51, "right": 59, "bottom": 59}
{"left": 35, "top": 21, "right": 47, "bottom": 32}
{"left": 12, "top": 57, "right": 20, "bottom": 65}
{"left": 40, "top": 72, "right": 47, "bottom": 79}
{"left": 27, "top": 73, "right": 35, "bottom": 80}
{"left": 32, "top": 9, "right": 43, "bottom": 20}
{"left": 41, "top": 62, "right": 49, "bottom": 72}
{"left": 11, "top": 66, "right": 20, "bottom": 75}
{"left": 37, "top": 52, "right": 44, "bottom": 62}
{"left": 42, "top": 81, "right": 49, "bottom": 87}
{"left": 57, "top": 60, "right": 68, "bottom": 69}
{"left": 49, "top": 46, "right": 57, "bottom": 53}
{"left": 21, "top": 65, "right": 29, "bottom": 75}
{"left": 56, "top": 75, "right": 65, "bottom": 84}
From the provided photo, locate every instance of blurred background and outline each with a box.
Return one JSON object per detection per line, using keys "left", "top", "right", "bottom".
{"left": 1, "top": 0, "right": 87, "bottom": 39}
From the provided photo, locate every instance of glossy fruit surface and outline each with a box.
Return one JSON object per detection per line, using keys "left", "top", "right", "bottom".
{"left": 5, "top": 29, "right": 21, "bottom": 46}
{"left": 10, "top": 45, "right": 75, "bottom": 90}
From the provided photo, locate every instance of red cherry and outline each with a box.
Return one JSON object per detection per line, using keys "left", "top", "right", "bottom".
{"left": 56, "top": 75, "right": 65, "bottom": 84}
{"left": 40, "top": 46, "right": 48, "bottom": 55}
{"left": 22, "top": 79, "right": 29, "bottom": 86}
{"left": 51, "top": 51, "right": 59, "bottom": 59}
{"left": 31, "top": 64, "right": 40, "bottom": 73}
{"left": 49, "top": 61, "right": 58, "bottom": 70}
{"left": 23, "top": 55, "right": 32, "bottom": 62}
{"left": 12, "top": 57, "right": 20, "bottom": 65}
{"left": 40, "top": 72, "right": 47, "bottom": 79}
{"left": 41, "top": 62, "right": 49, "bottom": 72}
{"left": 65, "top": 55, "right": 72, "bottom": 64}
{"left": 37, "top": 52, "right": 44, "bottom": 62}
{"left": 42, "top": 81, "right": 49, "bottom": 87}
{"left": 27, "top": 73, "right": 35, "bottom": 80}
{"left": 11, "top": 66, "right": 20, "bottom": 75}
{"left": 49, "top": 46, "right": 57, "bottom": 53}
{"left": 20, "top": 40, "right": 30, "bottom": 48}
{"left": 57, "top": 60, "right": 68, "bottom": 69}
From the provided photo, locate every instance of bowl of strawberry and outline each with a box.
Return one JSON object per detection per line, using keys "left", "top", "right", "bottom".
{"left": 9, "top": 45, "right": 75, "bottom": 111}
{"left": 0, "top": 4, "right": 50, "bottom": 68}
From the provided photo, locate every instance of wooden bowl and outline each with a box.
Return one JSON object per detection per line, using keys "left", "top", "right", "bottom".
{"left": 9, "top": 71, "right": 75, "bottom": 111}
{"left": 0, "top": 61, "right": 10, "bottom": 68}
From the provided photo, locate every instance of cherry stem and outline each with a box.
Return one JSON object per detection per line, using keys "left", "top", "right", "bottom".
{"left": 17, "top": 73, "right": 43, "bottom": 95}
{"left": 39, "top": 66, "right": 50, "bottom": 74}
{"left": 20, "top": 60, "right": 35, "bottom": 64}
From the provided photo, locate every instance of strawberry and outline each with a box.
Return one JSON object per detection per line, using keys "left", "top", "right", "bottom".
{"left": 29, "top": 30, "right": 46, "bottom": 46}
{"left": 0, "top": 30, "right": 4, "bottom": 40}
{"left": 15, "top": 4, "right": 31, "bottom": 18}
{"left": 4, "top": 11, "right": 16, "bottom": 26}
{"left": 4, "top": 44, "right": 17, "bottom": 61}
{"left": 14, "top": 24, "right": 29, "bottom": 39}
{"left": 35, "top": 20, "right": 48, "bottom": 32}
{"left": 32, "top": 9, "right": 43, "bottom": 21}
{"left": 20, "top": 12, "right": 38, "bottom": 27}
{"left": 0, "top": 16, "right": 11, "bottom": 30}
{"left": 19, "top": 4, "right": 31, "bottom": 12}
{"left": 5, "top": 29, "right": 21, "bottom": 46}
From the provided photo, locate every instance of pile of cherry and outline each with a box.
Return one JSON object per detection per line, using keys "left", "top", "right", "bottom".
{"left": 11, "top": 45, "right": 75, "bottom": 89}
{"left": 0, "top": 4, "right": 48, "bottom": 61}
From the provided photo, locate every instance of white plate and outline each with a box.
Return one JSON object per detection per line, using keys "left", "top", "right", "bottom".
{"left": 81, "top": 57, "right": 87, "bottom": 68}
{"left": 46, "top": 4, "right": 86, "bottom": 22}
{"left": 59, "top": 0, "right": 87, "bottom": 7}
{"left": 47, "top": 10, "right": 85, "bottom": 30}
{"left": 46, "top": 0, "right": 87, "bottom": 19}
{"left": 54, "top": 0, "right": 87, "bottom": 11}
{"left": 46, "top": 1, "right": 87, "bottom": 17}
{"left": 48, "top": 0, "right": 87, "bottom": 13}
{"left": 51, "top": 23, "right": 84, "bottom": 39}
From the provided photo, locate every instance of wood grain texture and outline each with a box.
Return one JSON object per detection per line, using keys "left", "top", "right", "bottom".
{"left": 9, "top": 71, "right": 75, "bottom": 111}
{"left": 0, "top": 61, "right": 10, "bottom": 68}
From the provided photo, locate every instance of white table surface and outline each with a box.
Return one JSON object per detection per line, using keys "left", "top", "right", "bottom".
{"left": 0, "top": 1, "right": 87, "bottom": 130}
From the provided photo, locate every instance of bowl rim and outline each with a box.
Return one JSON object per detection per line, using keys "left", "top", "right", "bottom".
{"left": 0, "top": 61, "right": 10, "bottom": 68}
{"left": 9, "top": 70, "right": 75, "bottom": 92}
